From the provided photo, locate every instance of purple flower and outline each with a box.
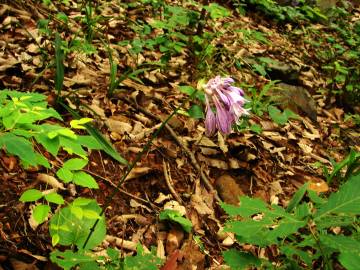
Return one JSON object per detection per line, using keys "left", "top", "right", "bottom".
{"left": 204, "top": 76, "right": 249, "bottom": 136}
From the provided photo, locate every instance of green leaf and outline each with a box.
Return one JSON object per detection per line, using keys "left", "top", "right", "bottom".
{"left": 44, "top": 192, "right": 64, "bottom": 205}
{"left": 221, "top": 196, "right": 268, "bottom": 217}
{"left": 268, "top": 105, "right": 288, "bottom": 125}
{"left": 63, "top": 158, "right": 88, "bottom": 171}
{"left": 179, "top": 85, "right": 196, "bottom": 96}
{"left": 286, "top": 183, "right": 309, "bottom": 212}
{"left": 56, "top": 167, "right": 73, "bottom": 183}
{"left": 56, "top": 12, "right": 68, "bottom": 24}
{"left": 188, "top": 104, "right": 204, "bottom": 119}
{"left": 107, "top": 248, "right": 119, "bottom": 261}
{"left": 0, "top": 133, "right": 38, "bottom": 167}
{"left": 20, "top": 189, "right": 43, "bottom": 202}
{"left": 49, "top": 199, "right": 106, "bottom": 249}
{"left": 72, "top": 171, "right": 99, "bottom": 189}
{"left": 223, "top": 249, "right": 261, "bottom": 270}
{"left": 33, "top": 204, "right": 51, "bottom": 224}
{"left": 124, "top": 245, "right": 163, "bottom": 270}
{"left": 70, "top": 206, "right": 84, "bottom": 220}
{"left": 72, "top": 197, "right": 93, "bottom": 206}
{"left": 339, "top": 252, "right": 360, "bottom": 270}
{"left": 250, "top": 124, "right": 262, "bottom": 134}
{"left": 52, "top": 234, "right": 60, "bottom": 246}
{"left": 253, "top": 63, "right": 267, "bottom": 76}
{"left": 50, "top": 250, "right": 98, "bottom": 270}
{"left": 319, "top": 234, "right": 360, "bottom": 253}
{"left": 60, "top": 136, "right": 87, "bottom": 157}
{"left": 35, "top": 133, "right": 60, "bottom": 157}
{"left": 159, "top": 209, "right": 192, "bottom": 233}
{"left": 178, "top": 85, "right": 205, "bottom": 102}
{"left": 70, "top": 118, "right": 93, "bottom": 129}
{"left": 76, "top": 136, "right": 103, "bottom": 150}
{"left": 314, "top": 174, "right": 360, "bottom": 220}
{"left": 83, "top": 210, "right": 101, "bottom": 219}
{"left": 58, "top": 101, "right": 128, "bottom": 165}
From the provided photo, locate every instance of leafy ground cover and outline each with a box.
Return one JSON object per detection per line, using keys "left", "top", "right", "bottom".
{"left": 0, "top": 0, "right": 359, "bottom": 269}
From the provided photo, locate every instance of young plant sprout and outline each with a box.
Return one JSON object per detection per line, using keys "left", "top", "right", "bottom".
{"left": 204, "top": 76, "right": 249, "bottom": 136}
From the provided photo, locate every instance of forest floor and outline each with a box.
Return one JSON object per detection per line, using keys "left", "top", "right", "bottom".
{"left": 0, "top": 1, "right": 359, "bottom": 269}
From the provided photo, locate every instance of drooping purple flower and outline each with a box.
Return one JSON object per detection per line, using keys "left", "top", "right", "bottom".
{"left": 204, "top": 76, "right": 249, "bottom": 136}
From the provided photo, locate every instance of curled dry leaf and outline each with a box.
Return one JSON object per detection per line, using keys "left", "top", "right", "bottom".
{"left": 164, "top": 201, "right": 186, "bottom": 216}
{"left": 105, "top": 235, "right": 149, "bottom": 252}
{"left": 125, "top": 167, "right": 152, "bottom": 181}
{"left": 37, "top": 174, "right": 65, "bottom": 190}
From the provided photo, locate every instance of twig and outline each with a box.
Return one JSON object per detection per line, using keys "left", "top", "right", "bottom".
{"left": 83, "top": 169, "right": 159, "bottom": 210}
{"left": 122, "top": 97, "right": 221, "bottom": 202}
{"left": 163, "top": 160, "right": 183, "bottom": 204}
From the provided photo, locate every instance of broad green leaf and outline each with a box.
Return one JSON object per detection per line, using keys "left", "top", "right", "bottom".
{"left": 44, "top": 192, "right": 64, "bottom": 205}
{"left": 70, "top": 206, "right": 84, "bottom": 220}
{"left": 188, "top": 104, "right": 204, "bottom": 119}
{"left": 0, "top": 133, "right": 38, "bottom": 167}
{"left": 33, "top": 204, "right": 51, "bottom": 224}
{"left": 56, "top": 167, "right": 73, "bottom": 183}
{"left": 221, "top": 196, "right": 268, "bottom": 217}
{"left": 72, "top": 171, "right": 99, "bottom": 189}
{"left": 49, "top": 199, "right": 106, "bottom": 249}
{"left": 250, "top": 124, "right": 262, "bottom": 134}
{"left": 35, "top": 133, "right": 60, "bottom": 156}
{"left": 34, "top": 152, "right": 50, "bottom": 168}
{"left": 268, "top": 105, "right": 288, "bottom": 125}
{"left": 20, "top": 189, "right": 43, "bottom": 202}
{"left": 76, "top": 135, "right": 103, "bottom": 150}
{"left": 50, "top": 250, "right": 98, "bottom": 270}
{"left": 178, "top": 85, "right": 196, "bottom": 96}
{"left": 339, "top": 252, "right": 360, "bottom": 270}
{"left": 63, "top": 158, "right": 88, "bottom": 171}
{"left": 159, "top": 209, "right": 192, "bottom": 233}
{"left": 70, "top": 118, "right": 93, "bottom": 129}
{"left": 72, "top": 197, "right": 93, "bottom": 206}
{"left": 314, "top": 175, "right": 360, "bottom": 220}
{"left": 223, "top": 249, "right": 261, "bottom": 270}
{"left": 83, "top": 210, "right": 101, "bottom": 219}
{"left": 60, "top": 136, "right": 87, "bottom": 157}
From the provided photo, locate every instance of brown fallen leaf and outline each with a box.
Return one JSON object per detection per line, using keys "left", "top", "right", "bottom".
{"left": 166, "top": 228, "right": 184, "bottom": 254}
{"left": 215, "top": 175, "right": 244, "bottom": 205}
{"left": 161, "top": 250, "right": 181, "bottom": 270}
{"left": 9, "top": 259, "right": 39, "bottom": 270}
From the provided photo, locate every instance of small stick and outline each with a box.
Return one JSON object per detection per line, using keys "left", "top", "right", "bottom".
{"left": 163, "top": 160, "right": 183, "bottom": 204}
{"left": 83, "top": 169, "right": 160, "bottom": 210}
